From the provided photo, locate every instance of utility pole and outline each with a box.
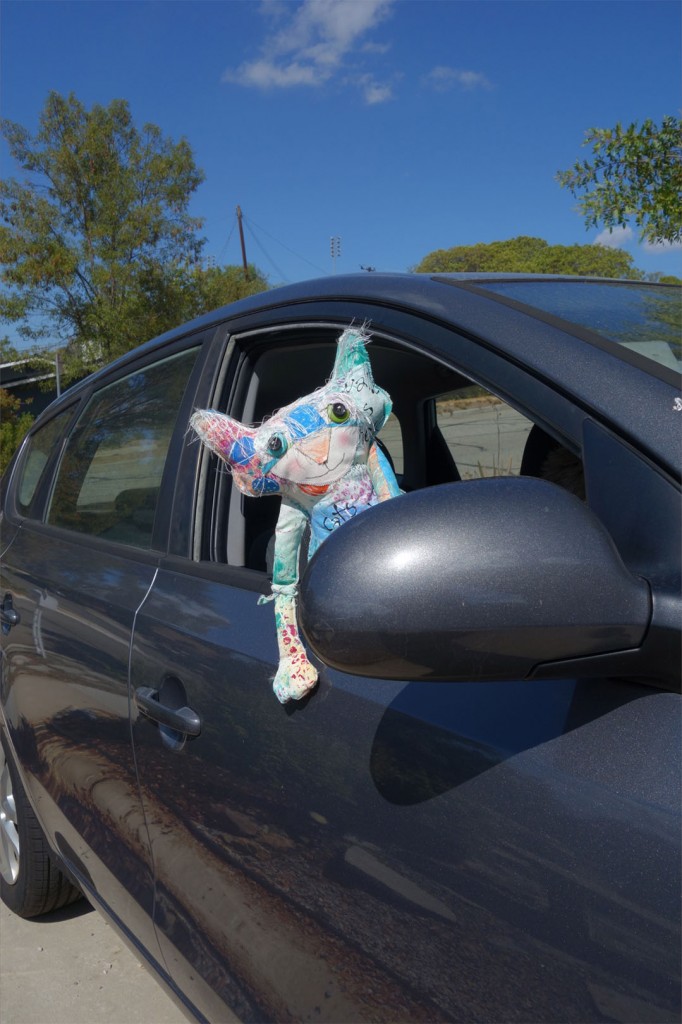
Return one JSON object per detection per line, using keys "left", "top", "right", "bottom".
{"left": 330, "top": 236, "right": 341, "bottom": 274}
{"left": 236, "top": 206, "right": 249, "bottom": 280}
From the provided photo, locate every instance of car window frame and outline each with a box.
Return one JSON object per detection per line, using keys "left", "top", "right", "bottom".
{"left": 170, "top": 306, "right": 589, "bottom": 582}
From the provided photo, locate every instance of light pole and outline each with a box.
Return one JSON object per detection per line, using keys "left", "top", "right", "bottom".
{"left": 330, "top": 236, "right": 341, "bottom": 274}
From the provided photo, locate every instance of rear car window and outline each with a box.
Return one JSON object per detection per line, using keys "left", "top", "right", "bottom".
{"left": 15, "top": 408, "right": 74, "bottom": 516}
{"left": 47, "top": 349, "right": 199, "bottom": 548}
{"left": 435, "top": 384, "right": 533, "bottom": 478}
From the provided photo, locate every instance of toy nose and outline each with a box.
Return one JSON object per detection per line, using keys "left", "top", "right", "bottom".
{"left": 298, "top": 430, "right": 331, "bottom": 464}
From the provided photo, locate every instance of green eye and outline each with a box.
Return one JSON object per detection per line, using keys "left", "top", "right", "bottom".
{"left": 327, "top": 402, "right": 350, "bottom": 424}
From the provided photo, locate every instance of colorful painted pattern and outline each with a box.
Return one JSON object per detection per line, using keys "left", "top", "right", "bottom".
{"left": 191, "top": 325, "right": 400, "bottom": 703}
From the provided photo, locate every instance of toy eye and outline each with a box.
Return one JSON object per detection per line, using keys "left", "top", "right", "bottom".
{"left": 267, "top": 433, "right": 286, "bottom": 455}
{"left": 327, "top": 402, "right": 350, "bottom": 424}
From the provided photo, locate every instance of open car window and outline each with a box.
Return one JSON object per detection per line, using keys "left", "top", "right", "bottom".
{"left": 194, "top": 323, "right": 585, "bottom": 572}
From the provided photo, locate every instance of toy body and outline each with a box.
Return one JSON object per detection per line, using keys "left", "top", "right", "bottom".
{"left": 191, "top": 326, "right": 400, "bottom": 702}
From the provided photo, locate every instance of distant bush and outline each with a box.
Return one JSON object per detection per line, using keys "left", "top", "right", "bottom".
{"left": 0, "top": 388, "right": 34, "bottom": 477}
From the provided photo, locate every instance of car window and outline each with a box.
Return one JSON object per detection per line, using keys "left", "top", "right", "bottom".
{"left": 435, "top": 383, "right": 585, "bottom": 498}
{"left": 378, "top": 412, "right": 404, "bottom": 475}
{"left": 196, "top": 325, "right": 585, "bottom": 572}
{"left": 47, "top": 349, "right": 199, "bottom": 548}
{"left": 475, "top": 279, "right": 682, "bottom": 374}
{"left": 435, "top": 384, "right": 534, "bottom": 478}
{"left": 15, "top": 408, "right": 74, "bottom": 516}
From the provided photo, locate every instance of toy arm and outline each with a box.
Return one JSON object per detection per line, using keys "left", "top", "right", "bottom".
{"left": 263, "top": 502, "right": 318, "bottom": 703}
{"left": 271, "top": 501, "right": 307, "bottom": 588}
{"left": 368, "top": 441, "right": 402, "bottom": 501}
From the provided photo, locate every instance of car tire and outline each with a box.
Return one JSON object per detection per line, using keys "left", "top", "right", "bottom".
{"left": 0, "top": 735, "right": 82, "bottom": 918}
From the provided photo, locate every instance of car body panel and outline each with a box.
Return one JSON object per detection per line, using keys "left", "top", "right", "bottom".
{"left": 0, "top": 521, "right": 161, "bottom": 959}
{"left": 130, "top": 563, "right": 681, "bottom": 1021}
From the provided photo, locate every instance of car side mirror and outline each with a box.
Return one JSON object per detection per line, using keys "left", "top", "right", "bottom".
{"left": 299, "top": 478, "right": 652, "bottom": 683}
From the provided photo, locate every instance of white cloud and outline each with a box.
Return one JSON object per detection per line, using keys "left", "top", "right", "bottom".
{"left": 643, "top": 237, "right": 682, "bottom": 253}
{"left": 357, "top": 74, "right": 394, "bottom": 105}
{"left": 594, "top": 226, "right": 634, "bottom": 249}
{"left": 223, "top": 0, "right": 395, "bottom": 102}
{"left": 424, "top": 66, "right": 493, "bottom": 92}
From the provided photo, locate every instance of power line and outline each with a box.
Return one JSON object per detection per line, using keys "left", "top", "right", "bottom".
{"left": 242, "top": 219, "right": 289, "bottom": 283}
{"left": 243, "top": 213, "right": 327, "bottom": 275}
{"left": 216, "top": 217, "right": 237, "bottom": 264}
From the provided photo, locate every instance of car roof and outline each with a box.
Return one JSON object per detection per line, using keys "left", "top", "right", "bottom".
{"left": 38, "top": 273, "right": 682, "bottom": 482}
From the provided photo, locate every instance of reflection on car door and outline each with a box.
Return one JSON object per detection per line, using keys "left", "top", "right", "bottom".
{"left": 129, "top": 328, "right": 680, "bottom": 1023}
{"left": 130, "top": 563, "right": 681, "bottom": 1023}
{"left": 1, "top": 346, "right": 200, "bottom": 965}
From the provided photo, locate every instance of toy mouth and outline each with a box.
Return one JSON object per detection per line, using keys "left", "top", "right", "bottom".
{"left": 298, "top": 483, "right": 331, "bottom": 495}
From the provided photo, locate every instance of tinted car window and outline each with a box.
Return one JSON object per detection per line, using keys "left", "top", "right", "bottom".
{"left": 47, "top": 349, "right": 198, "bottom": 548}
{"left": 16, "top": 408, "right": 74, "bottom": 516}
{"left": 475, "top": 280, "right": 682, "bottom": 372}
{"left": 378, "top": 412, "right": 403, "bottom": 475}
{"left": 435, "top": 384, "right": 533, "bottom": 478}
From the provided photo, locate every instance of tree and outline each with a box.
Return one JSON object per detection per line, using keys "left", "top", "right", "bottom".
{"left": 135, "top": 261, "right": 270, "bottom": 334}
{"left": 557, "top": 117, "right": 682, "bottom": 245}
{"left": 414, "top": 236, "right": 642, "bottom": 278}
{"left": 0, "top": 337, "right": 20, "bottom": 362}
{"left": 0, "top": 388, "right": 34, "bottom": 477}
{"left": 0, "top": 92, "right": 206, "bottom": 374}
{"left": 189, "top": 263, "right": 270, "bottom": 314}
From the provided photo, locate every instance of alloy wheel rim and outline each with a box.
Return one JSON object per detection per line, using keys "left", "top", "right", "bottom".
{"left": 0, "top": 748, "right": 20, "bottom": 884}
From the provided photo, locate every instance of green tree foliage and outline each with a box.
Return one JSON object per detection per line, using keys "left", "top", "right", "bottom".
{"left": 414, "top": 236, "right": 642, "bottom": 278}
{"left": 0, "top": 337, "right": 20, "bottom": 362}
{"left": 557, "top": 117, "right": 682, "bottom": 245}
{"left": 0, "top": 388, "right": 34, "bottom": 477}
{"left": 190, "top": 263, "right": 270, "bottom": 313}
{"left": 136, "top": 261, "right": 270, "bottom": 333}
{"left": 0, "top": 93, "right": 268, "bottom": 382}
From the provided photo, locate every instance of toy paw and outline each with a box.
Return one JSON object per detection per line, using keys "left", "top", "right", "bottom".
{"left": 272, "top": 658, "right": 319, "bottom": 703}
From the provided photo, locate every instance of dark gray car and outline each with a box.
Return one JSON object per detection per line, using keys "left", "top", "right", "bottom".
{"left": 1, "top": 274, "right": 680, "bottom": 1023}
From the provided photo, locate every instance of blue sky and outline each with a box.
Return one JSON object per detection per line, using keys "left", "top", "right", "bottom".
{"left": 2, "top": 0, "right": 681, "bottom": 311}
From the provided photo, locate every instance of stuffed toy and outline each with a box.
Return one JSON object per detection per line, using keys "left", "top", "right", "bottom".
{"left": 190, "top": 325, "right": 400, "bottom": 703}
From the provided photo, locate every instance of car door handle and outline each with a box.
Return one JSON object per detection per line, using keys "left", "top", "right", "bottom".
{"left": 1, "top": 593, "right": 20, "bottom": 633}
{"left": 134, "top": 686, "right": 201, "bottom": 737}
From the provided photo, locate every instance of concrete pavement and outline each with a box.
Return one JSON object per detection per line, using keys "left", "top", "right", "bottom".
{"left": 0, "top": 898, "right": 188, "bottom": 1024}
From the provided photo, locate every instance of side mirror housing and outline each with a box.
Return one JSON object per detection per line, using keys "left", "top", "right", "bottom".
{"left": 299, "top": 478, "right": 652, "bottom": 683}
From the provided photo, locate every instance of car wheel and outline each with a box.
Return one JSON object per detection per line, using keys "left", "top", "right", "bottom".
{"left": 0, "top": 735, "right": 81, "bottom": 918}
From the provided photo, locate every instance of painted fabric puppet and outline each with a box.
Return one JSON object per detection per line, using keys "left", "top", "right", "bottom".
{"left": 190, "top": 325, "right": 400, "bottom": 704}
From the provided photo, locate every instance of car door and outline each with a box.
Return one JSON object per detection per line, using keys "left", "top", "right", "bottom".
{"left": 0, "top": 340, "right": 203, "bottom": 965}
{"left": 130, "top": 310, "right": 680, "bottom": 1024}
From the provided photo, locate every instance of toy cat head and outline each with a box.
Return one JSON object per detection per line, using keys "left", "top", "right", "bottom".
{"left": 190, "top": 325, "right": 391, "bottom": 499}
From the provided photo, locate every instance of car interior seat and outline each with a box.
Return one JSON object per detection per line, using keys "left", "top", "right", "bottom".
{"left": 521, "top": 424, "right": 585, "bottom": 500}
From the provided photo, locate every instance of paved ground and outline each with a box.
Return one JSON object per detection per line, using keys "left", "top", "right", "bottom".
{"left": 0, "top": 898, "right": 188, "bottom": 1024}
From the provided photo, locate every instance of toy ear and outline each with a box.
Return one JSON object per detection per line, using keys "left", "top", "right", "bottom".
{"left": 190, "top": 410, "right": 256, "bottom": 464}
{"left": 190, "top": 410, "right": 280, "bottom": 498}
{"left": 332, "top": 325, "right": 373, "bottom": 380}
{"left": 332, "top": 326, "right": 392, "bottom": 432}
